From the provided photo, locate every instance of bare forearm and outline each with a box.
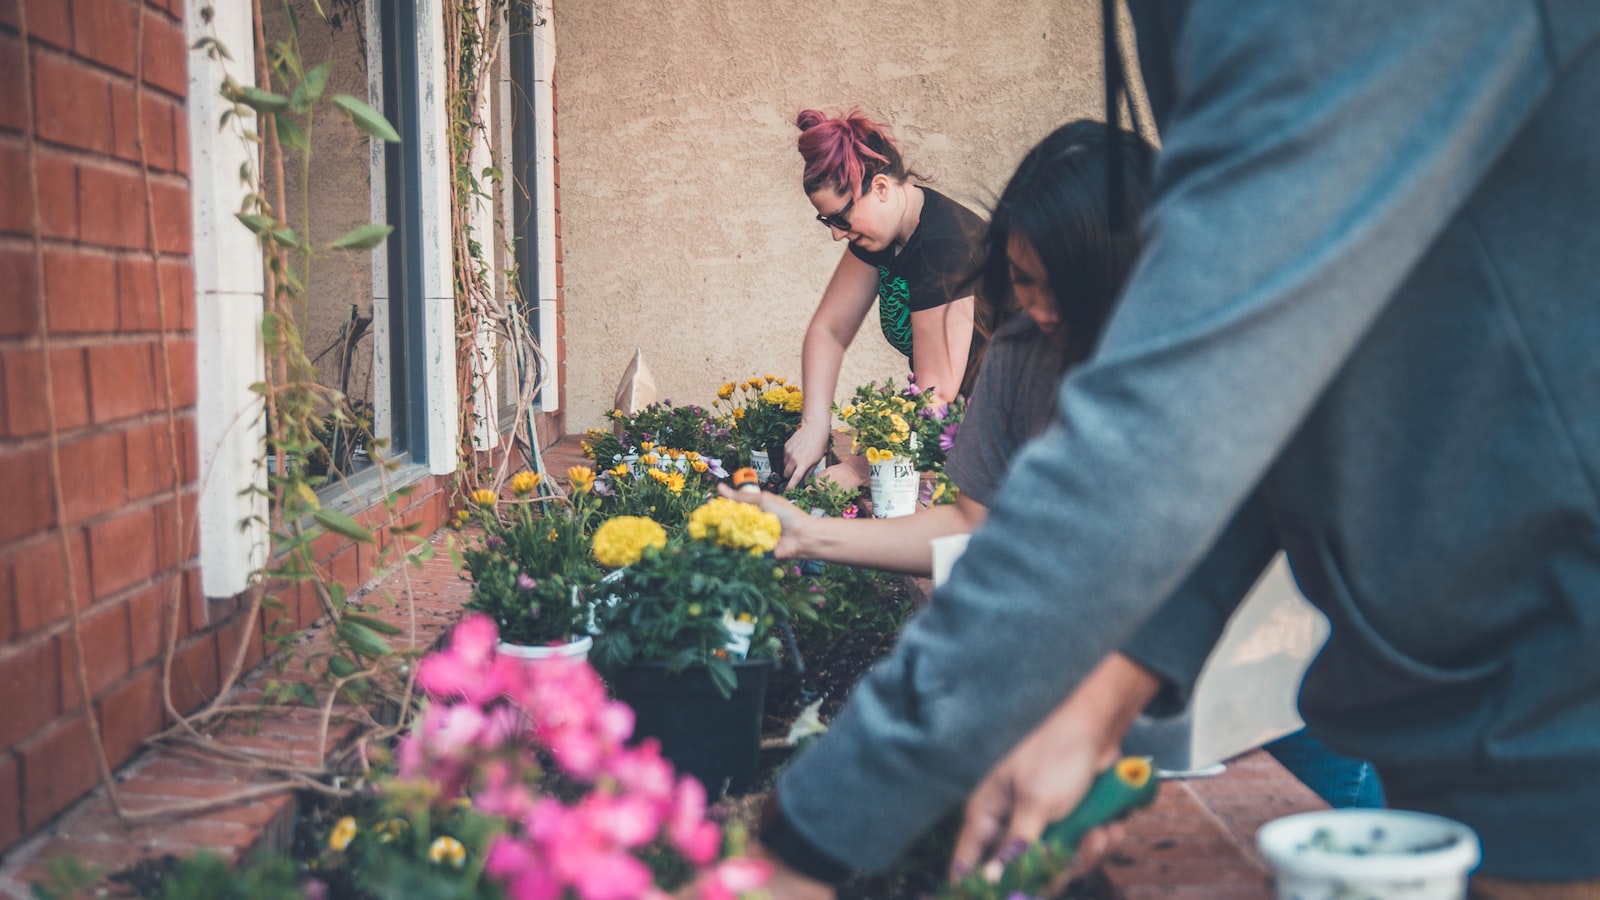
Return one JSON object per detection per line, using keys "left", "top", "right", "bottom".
{"left": 783, "top": 501, "right": 982, "bottom": 576}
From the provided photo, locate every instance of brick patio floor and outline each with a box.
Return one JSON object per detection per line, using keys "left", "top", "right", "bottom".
{"left": 0, "top": 436, "right": 1322, "bottom": 899}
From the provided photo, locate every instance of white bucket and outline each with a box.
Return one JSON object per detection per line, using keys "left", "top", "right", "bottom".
{"left": 1257, "top": 809, "right": 1480, "bottom": 900}
{"left": 496, "top": 634, "right": 593, "bottom": 662}
{"left": 749, "top": 449, "right": 772, "bottom": 483}
{"left": 868, "top": 454, "right": 919, "bottom": 519}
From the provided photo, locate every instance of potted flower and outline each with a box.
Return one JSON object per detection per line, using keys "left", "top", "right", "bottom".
{"left": 587, "top": 497, "right": 808, "bottom": 795}
{"left": 395, "top": 613, "right": 770, "bottom": 898}
{"left": 592, "top": 445, "right": 727, "bottom": 530}
{"left": 838, "top": 377, "right": 923, "bottom": 518}
{"left": 1257, "top": 808, "right": 1481, "bottom": 899}
{"left": 715, "top": 375, "right": 804, "bottom": 485}
{"left": 458, "top": 469, "right": 600, "bottom": 660}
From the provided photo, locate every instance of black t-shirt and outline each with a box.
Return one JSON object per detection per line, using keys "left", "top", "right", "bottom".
{"left": 848, "top": 187, "right": 986, "bottom": 376}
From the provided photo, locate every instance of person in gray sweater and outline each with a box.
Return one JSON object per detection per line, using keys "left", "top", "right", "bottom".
{"left": 756, "top": 0, "right": 1600, "bottom": 894}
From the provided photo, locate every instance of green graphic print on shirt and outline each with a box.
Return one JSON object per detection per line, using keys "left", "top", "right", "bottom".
{"left": 876, "top": 266, "right": 913, "bottom": 358}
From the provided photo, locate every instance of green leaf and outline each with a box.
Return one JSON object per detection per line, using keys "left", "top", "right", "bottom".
{"left": 326, "top": 655, "right": 360, "bottom": 679}
{"left": 270, "top": 224, "right": 299, "bottom": 248}
{"left": 331, "top": 94, "right": 400, "bottom": 143}
{"left": 341, "top": 613, "right": 403, "bottom": 636}
{"left": 337, "top": 620, "right": 393, "bottom": 658}
{"left": 313, "top": 507, "right": 374, "bottom": 543}
{"left": 236, "top": 213, "right": 274, "bottom": 235}
{"left": 237, "top": 86, "right": 290, "bottom": 113}
{"left": 275, "top": 116, "right": 307, "bottom": 151}
{"left": 290, "top": 61, "right": 331, "bottom": 113}
{"left": 328, "top": 223, "right": 393, "bottom": 251}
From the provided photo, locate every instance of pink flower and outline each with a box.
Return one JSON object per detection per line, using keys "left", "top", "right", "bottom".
{"left": 698, "top": 858, "right": 772, "bottom": 900}
{"left": 417, "top": 613, "right": 509, "bottom": 704}
{"left": 841, "top": 504, "right": 858, "bottom": 519}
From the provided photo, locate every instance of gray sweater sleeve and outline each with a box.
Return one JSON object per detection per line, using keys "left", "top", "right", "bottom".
{"left": 773, "top": 0, "right": 1555, "bottom": 874}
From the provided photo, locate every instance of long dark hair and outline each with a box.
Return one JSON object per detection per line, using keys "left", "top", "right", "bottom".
{"left": 974, "top": 119, "right": 1155, "bottom": 367}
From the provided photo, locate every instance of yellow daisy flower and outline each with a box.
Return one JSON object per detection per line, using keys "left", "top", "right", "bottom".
{"left": 567, "top": 466, "right": 596, "bottom": 494}
{"left": 717, "top": 383, "right": 736, "bottom": 400}
{"left": 469, "top": 488, "right": 498, "bottom": 507}
{"left": 509, "top": 470, "right": 541, "bottom": 497}
{"left": 329, "top": 816, "right": 358, "bottom": 852}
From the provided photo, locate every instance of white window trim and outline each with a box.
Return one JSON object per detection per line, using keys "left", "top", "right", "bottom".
{"left": 530, "top": 8, "right": 559, "bottom": 413}
{"left": 189, "top": 0, "right": 267, "bottom": 601}
{"left": 415, "top": 0, "right": 459, "bottom": 475}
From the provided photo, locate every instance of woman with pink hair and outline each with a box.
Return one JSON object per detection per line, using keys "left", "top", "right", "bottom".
{"left": 782, "top": 108, "right": 987, "bottom": 490}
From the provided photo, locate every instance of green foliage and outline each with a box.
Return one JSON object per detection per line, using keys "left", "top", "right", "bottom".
{"left": 714, "top": 377, "right": 803, "bottom": 459}
{"left": 157, "top": 852, "right": 303, "bottom": 900}
{"left": 592, "top": 457, "right": 718, "bottom": 531}
{"left": 590, "top": 537, "right": 811, "bottom": 698}
{"left": 460, "top": 489, "right": 601, "bottom": 646}
{"left": 27, "top": 855, "right": 102, "bottom": 900}
{"left": 308, "top": 789, "right": 506, "bottom": 900}
{"left": 791, "top": 562, "right": 907, "bottom": 643}
{"left": 783, "top": 474, "right": 863, "bottom": 518}
{"left": 603, "top": 401, "right": 737, "bottom": 461}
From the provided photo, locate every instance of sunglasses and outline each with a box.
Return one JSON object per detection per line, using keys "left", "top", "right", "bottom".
{"left": 815, "top": 195, "right": 855, "bottom": 231}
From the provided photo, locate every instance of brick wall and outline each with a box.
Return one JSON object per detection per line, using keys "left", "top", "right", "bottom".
{"left": 0, "top": 0, "right": 566, "bottom": 857}
{"left": 0, "top": 0, "right": 201, "bottom": 852}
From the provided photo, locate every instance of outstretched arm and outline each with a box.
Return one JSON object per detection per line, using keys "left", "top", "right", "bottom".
{"left": 787, "top": 252, "right": 881, "bottom": 489}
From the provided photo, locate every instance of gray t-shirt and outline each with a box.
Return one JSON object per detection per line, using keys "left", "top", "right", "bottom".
{"left": 943, "top": 314, "right": 1066, "bottom": 506}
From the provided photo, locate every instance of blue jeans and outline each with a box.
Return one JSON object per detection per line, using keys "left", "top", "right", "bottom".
{"left": 1264, "top": 729, "right": 1385, "bottom": 809}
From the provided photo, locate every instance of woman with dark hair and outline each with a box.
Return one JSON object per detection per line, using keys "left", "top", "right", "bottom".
{"left": 734, "top": 119, "right": 1150, "bottom": 572}
{"left": 782, "top": 108, "right": 988, "bottom": 490}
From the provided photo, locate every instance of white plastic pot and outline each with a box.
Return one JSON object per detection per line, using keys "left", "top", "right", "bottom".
{"left": 867, "top": 454, "right": 918, "bottom": 519}
{"left": 1257, "top": 809, "right": 1480, "bottom": 900}
{"left": 497, "top": 634, "right": 593, "bottom": 662}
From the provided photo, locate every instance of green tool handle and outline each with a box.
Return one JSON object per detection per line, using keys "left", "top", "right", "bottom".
{"left": 1040, "top": 756, "right": 1160, "bottom": 853}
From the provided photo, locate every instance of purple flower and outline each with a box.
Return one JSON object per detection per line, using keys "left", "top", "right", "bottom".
{"left": 905, "top": 372, "right": 917, "bottom": 384}
{"left": 517, "top": 573, "right": 538, "bottom": 591}
{"left": 593, "top": 478, "right": 616, "bottom": 497}
{"left": 486, "top": 535, "right": 505, "bottom": 550}
{"left": 938, "top": 422, "right": 960, "bottom": 453}
{"left": 704, "top": 456, "right": 729, "bottom": 479}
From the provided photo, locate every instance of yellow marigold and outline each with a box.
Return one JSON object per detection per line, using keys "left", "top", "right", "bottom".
{"left": 469, "top": 488, "right": 498, "bottom": 507}
{"left": 510, "top": 470, "right": 541, "bottom": 496}
{"left": 609, "top": 463, "right": 629, "bottom": 477}
{"left": 329, "top": 816, "right": 358, "bottom": 852}
{"left": 429, "top": 835, "right": 467, "bottom": 868}
{"left": 592, "top": 516, "right": 667, "bottom": 567}
{"left": 567, "top": 465, "right": 596, "bottom": 494}
{"left": 666, "top": 471, "right": 686, "bottom": 494}
{"left": 783, "top": 389, "right": 804, "bottom": 413}
{"left": 761, "top": 387, "right": 790, "bottom": 407}
{"left": 687, "top": 497, "right": 781, "bottom": 554}
{"left": 691, "top": 459, "right": 709, "bottom": 474}
{"left": 717, "top": 383, "right": 736, "bottom": 400}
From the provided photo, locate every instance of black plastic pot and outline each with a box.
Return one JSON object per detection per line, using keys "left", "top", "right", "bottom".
{"left": 612, "top": 658, "right": 775, "bottom": 797}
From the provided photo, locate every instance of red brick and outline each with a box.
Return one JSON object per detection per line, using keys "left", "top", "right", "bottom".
{"left": 58, "top": 602, "right": 131, "bottom": 713}
{"left": 149, "top": 176, "right": 190, "bottom": 254}
{"left": 72, "top": 0, "right": 140, "bottom": 76}
{"left": 117, "top": 257, "right": 190, "bottom": 332}
{"left": 43, "top": 248, "right": 119, "bottom": 333}
{"left": 0, "top": 34, "right": 23, "bottom": 132}
{"left": 151, "top": 489, "right": 197, "bottom": 570}
{"left": 57, "top": 428, "right": 128, "bottom": 522}
{"left": 168, "top": 630, "right": 217, "bottom": 715}
{"left": 0, "top": 139, "right": 77, "bottom": 240}
{"left": 182, "top": 566, "right": 203, "bottom": 634}
{"left": 0, "top": 245, "right": 41, "bottom": 335}
{"left": 125, "top": 417, "right": 195, "bottom": 499}
{"left": 0, "top": 447, "right": 54, "bottom": 544}
{"left": 215, "top": 606, "right": 265, "bottom": 682}
{"left": 97, "top": 663, "right": 162, "bottom": 767}
{"left": 74, "top": 161, "right": 144, "bottom": 250}
{"left": 1, "top": 344, "right": 91, "bottom": 436}
{"left": 87, "top": 505, "right": 156, "bottom": 598}
{"left": 152, "top": 337, "right": 196, "bottom": 409}
{"left": 139, "top": 7, "right": 186, "bottom": 97}
{"left": 110, "top": 79, "right": 180, "bottom": 171}
{"left": 0, "top": 637, "right": 61, "bottom": 750}
{"left": 0, "top": 751, "right": 20, "bottom": 852}
{"left": 126, "top": 575, "right": 179, "bottom": 665}
{"left": 18, "top": 714, "right": 99, "bottom": 831}
{"left": 10, "top": 529, "right": 90, "bottom": 633}
{"left": 0, "top": 0, "right": 74, "bottom": 50}
{"left": 0, "top": 551, "right": 13, "bottom": 643}
{"left": 86, "top": 340, "right": 155, "bottom": 423}
{"left": 31, "top": 49, "right": 116, "bottom": 155}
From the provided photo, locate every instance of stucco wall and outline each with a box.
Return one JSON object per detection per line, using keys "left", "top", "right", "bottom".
{"left": 556, "top": 0, "right": 1121, "bottom": 430}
